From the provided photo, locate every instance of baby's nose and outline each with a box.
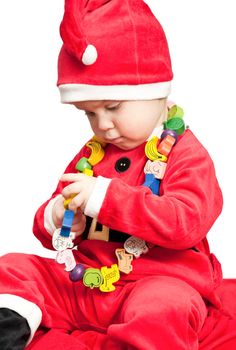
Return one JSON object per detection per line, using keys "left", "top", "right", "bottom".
{"left": 97, "top": 116, "right": 114, "bottom": 130}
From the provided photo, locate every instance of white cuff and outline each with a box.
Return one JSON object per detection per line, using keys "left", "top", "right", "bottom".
{"left": 84, "top": 176, "right": 111, "bottom": 218}
{"left": 0, "top": 294, "right": 42, "bottom": 345}
{"left": 44, "top": 195, "right": 63, "bottom": 234}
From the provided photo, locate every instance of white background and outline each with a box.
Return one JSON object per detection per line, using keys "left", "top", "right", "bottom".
{"left": 0, "top": 1, "right": 235, "bottom": 277}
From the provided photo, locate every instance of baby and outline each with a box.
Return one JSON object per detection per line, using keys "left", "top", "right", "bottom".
{"left": 0, "top": 1, "right": 223, "bottom": 349}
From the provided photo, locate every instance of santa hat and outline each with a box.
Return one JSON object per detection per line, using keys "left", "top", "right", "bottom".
{"left": 57, "top": 0, "right": 173, "bottom": 103}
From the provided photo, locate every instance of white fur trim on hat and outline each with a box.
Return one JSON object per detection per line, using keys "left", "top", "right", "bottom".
{"left": 59, "top": 81, "right": 171, "bottom": 103}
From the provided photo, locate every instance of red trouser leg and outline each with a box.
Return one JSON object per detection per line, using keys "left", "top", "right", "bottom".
{"left": 106, "top": 276, "right": 208, "bottom": 350}
{"left": 0, "top": 253, "right": 127, "bottom": 349}
{"left": 0, "top": 253, "right": 83, "bottom": 331}
{"left": 0, "top": 254, "right": 208, "bottom": 349}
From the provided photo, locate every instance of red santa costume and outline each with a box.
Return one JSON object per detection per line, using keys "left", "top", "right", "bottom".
{"left": 1, "top": 1, "right": 236, "bottom": 349}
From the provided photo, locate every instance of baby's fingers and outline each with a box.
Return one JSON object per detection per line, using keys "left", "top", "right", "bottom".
{"left": 62, "top": 182, "right": 82, "bottom": 198}
{"left": 69, "top": 193, "right": 86, "bottom": 211}
{"left": 60, "top": 173, "right": 85, "bottom": 182}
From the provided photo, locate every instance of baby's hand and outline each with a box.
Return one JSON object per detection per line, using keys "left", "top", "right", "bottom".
{"left": 52, "top": 195, "right": 86, "bottom": 235}
{"left": 60, "top": 173, "right": 97, "bottom": 212}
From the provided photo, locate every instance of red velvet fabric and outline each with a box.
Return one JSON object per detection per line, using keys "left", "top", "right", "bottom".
{"left": 58, "top": 0, "right": 172, "bottom": 86}
{"left": 199, "top": 279, "right": 236, "bottom": 349}
{"left": 25, "top": 279, "right": 236, "bottom": 350}
{"left": 34, "top": 130, "right": 223, "bottom": 306}
{"left": 1, "top": 252, "right": 235, "bottom": 350}
{"left": 0, "top": 129, "right": 231, "bottom": 348}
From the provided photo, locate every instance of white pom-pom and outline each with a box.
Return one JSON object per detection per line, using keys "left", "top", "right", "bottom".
{"left": 82, "top": 44, "right": 98, "bottom": 65}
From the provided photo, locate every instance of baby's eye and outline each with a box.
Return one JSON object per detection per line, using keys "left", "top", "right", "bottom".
{"left": 107, "top": 103, "right": 120, "bottom": 111}
{"left": 85, "top": 111, "right": 95, "bottom": 117}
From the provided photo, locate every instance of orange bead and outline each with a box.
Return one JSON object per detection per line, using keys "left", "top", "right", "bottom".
{"left": 157, "top": 135, "right": 176, "bottom": 157}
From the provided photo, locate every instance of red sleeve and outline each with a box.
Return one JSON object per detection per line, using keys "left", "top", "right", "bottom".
{"left": 97, "top": 131, "right": 223, "bottom": 249}
{"left": 32, "top": 144, "right": 90, "bottom": 250}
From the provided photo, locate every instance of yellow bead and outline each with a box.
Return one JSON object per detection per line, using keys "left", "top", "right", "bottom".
{"left": 92, "top": 135, "right": 107, "bottom": 148}
{"left": 86, "top": 140, "right": 105, "bottom": 166}
{"left": 145, "top": 136, "right": 160, "bottom": 161}
{"left": 63, "top": 194, "right": 76, "bottom": 209}
{"left": 83, "top": 168, "right": 93, "bottom": 176}
{"left": 99, "top": 264, "right": 120, "bottom": 292}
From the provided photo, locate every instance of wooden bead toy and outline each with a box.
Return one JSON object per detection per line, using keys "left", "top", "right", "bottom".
{"left": 75, "top": 157, "right": 92, "bottom": 172}
{"left": 145, "top": 136, "right": 160, "bottom": 161}
{"left": 52, "top": 228, "right": 74, "bottom": 252}
{"left": 86, "top": 140, "right": 105, "bottom": 166}
{"left": 142, "top": 173, "right": 161, "bottom": 195}
{"left": 83, "top": 168, "right": 93, "bottom": 176}
{"left": 115, "top": 248, "right": 133, "bottom": 274}
{"left": 163, "top": 117, "right": 185, "bottom": 135}
{"left": 157, "top": 135, "right": 176, "bottom": 157}
{"left": 56, "top": 249, "right": 76, "bottom": 272}
{"left": 161, "top": 129, "right": 178, "bottom": 142}
{"left": 60, "top": 209, "right": 74, "bottom": 237}
{"left": 124, "top": 236, "right": 149, "bottom": 258}
{"left": 100, "top": 264, "right": 120, "bottom": 292}
{"left": 83, "top": 268, "right": 104, "bottom": 289}
{"left": 69, "top": 264, "right": 86, "bottom": 282}
{"left": 167, "top": 104, "right": 184, "bottom": 120}
{"left": 144, "top": 159, "right": 167, "bottom": 180}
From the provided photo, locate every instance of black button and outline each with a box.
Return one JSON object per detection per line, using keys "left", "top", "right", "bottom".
{"left": 115, "top": 157, "right": 131, "bottom": 173}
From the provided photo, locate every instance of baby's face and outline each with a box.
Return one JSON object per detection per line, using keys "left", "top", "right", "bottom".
{"left": 73, "top": 99, "right": 167, "bottom": 150}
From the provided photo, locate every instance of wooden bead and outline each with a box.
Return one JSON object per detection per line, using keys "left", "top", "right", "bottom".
{"left": 100, "top": 264, "right": 120, "bottom": 292}
{"left": 157, "top": 135, "right": 176, "bottom": 157}
{"left": 75, "top": 157, "right": 92, "bottom": 172}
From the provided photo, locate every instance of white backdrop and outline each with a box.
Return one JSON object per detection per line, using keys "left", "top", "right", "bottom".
{"left": 0, "top": 1, "right": 235, "bottom": 277}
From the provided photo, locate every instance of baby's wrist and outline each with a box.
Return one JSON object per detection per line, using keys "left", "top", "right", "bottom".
{"left": 52, "top": 197, "right": 64, "bottom": 229}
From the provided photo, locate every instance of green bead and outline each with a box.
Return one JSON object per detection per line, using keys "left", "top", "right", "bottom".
{"left": 75, "top": 157, "right": 92, "bottom": 172}
{"left": 164, "top": 117, "right": 185, "bottom": 135}
{"left": 168, "top": 105, "right": 184, "bottom": 120}
{"left": 83, "top": 268, "right": 103, "bottom": 289}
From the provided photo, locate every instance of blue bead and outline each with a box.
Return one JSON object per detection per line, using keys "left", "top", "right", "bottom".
{"left": 142, "top": 173, "right": 155, "bottom": 187}
{"left": 150, "top": 178, "right": 160, "bottom": 195}
{"left": 142, "top": 174, "right": 160, "bottom": 195}
{"left": 60, "top": 210, "right": 74, "bottom": 237}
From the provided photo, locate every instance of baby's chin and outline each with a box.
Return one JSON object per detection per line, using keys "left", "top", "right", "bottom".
{"left": 111, "top": 139, "right": 145, "bottom": 151}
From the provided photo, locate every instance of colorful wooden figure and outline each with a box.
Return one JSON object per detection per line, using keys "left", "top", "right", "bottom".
{"left": 144, "top": 159, "right": 167, "bottom": 180}
{"left": 75, "top": 157, "right": 92, "bottom": 172}
{"left": 163, "top": 117, "right": 185, "bottom": 136}
{"left": 157, "top": 135, "right": 176, "bottom": 157}
{"left": 115, "top": 248, "right": 133, "bottom": 274}
{"left": 161, "top": 129, "right": 178, "bottom": 142}
{"left": 60, "top": 209, "right": 75, "bottom": 237}
{"left": 56, "top": 249, "right": 76, "bottom": 271}
{"left": 52, "top": 228, "right": 74, "bottom": 252}
{"left": 83, "top": 268, "right": 104, "bottom": 289}
{"left": 124, "top": 236, "right": 149, "bottom": 258}
{"left": 69, "top": 264, "right": 86, "bottom": 282}
{"left": 100, "top": 264, "right": 120, "bottom": 292}
{"left": 142, "top": 173, "right": 161, "bottom": 195}
{"left": 167, "top": 104, "right": 184, "bottom": 120}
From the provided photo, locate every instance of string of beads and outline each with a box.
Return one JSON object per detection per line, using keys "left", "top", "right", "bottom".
{"left": 52, "top": 102, "right": 185, "bottom": 292}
